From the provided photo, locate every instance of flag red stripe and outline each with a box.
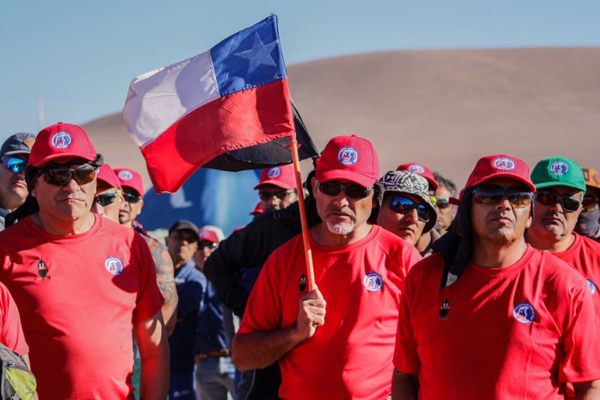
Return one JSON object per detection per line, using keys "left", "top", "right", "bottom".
{"left": 141, "top": 80, "right": 293, "bottom": 193}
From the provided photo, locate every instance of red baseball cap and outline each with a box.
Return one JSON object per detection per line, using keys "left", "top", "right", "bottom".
{"left": 198, "top": 228, "right": 220, "bottom": 244}
{"left": 396, "top": 163, "right": 439, "bottom": 190}
{"left": 254, "top": 164, "right": 295, "bottom": 190}
{"left": 465, "top": 154, "right": 535, "bottom": 192}
{"left": 316, "top": 135, "right": 380, "bottom": 188}
{"left": 29, "top": 122, "right": 97, "bottom": 167}
{"left": 250, "top": 202, "right": 263, "bottom": 216}
{"left": 114, "top": 168, "right": 145, "bottom": 197}
{"left": 97, "top": 164, "right": 122, "bottom": 190}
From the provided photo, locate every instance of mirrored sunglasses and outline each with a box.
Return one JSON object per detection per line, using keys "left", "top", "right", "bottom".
{"left": 2, "top": 156, "right": 26, "bottom": 174}
{"left": 436, "top": 198, "right": 452, "bottom": 209}
{"left": 95, "top": 190, "right": 122, "bottom": 207}
{"left": 258, "top": 189, "right": 295, "bottom": 201}
{"left": 123, "top": 192, "right": 142, "bottom": 203}
{"left": 535, "top": 190, "right": 582, "bottom": 213}
{"left": 38, "top": 164, "right": 96, "bottom": 187}
{"left": 473, "top": 187, "right": 533, "bottom": 208}
{"left": 388, "top": 196, "right": 432, "bottom": 222}
{"left": 317, "top": 181, "right": 372, "bottom": 199}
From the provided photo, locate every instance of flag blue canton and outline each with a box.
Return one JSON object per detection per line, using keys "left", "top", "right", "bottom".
{"left": 210, "top": 15, "right": 287, "bottom": 96}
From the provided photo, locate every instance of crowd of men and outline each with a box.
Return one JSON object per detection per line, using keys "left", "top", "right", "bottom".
{"left": 0, "top": 124, "right": 599, "bottom": 400}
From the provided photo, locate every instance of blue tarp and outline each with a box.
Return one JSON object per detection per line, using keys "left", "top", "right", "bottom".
{"left": 137, "top": 169, "right": 261, "bottom": 235}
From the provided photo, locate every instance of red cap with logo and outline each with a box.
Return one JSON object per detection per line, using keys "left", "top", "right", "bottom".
{"left": 97, "top": 164, "right": 122, "bottom": 190}
{"left": 254, "top": 164, "right": 295, "bottom": 190}
{"left": 465, "top": 154, "right": 535, "bottom": 192}
{"left": 396, "top": 163, "right": 439, "bottom": 190}
{"left": 316, "top": 135, "right": 380, "bottom": 188}
{"left": 198, "top": 228, "right": 220, "bottom": 244}
{"left": 29, "top": 122, "right": 97, "bottom": 167}
{"left": 114, "top": 168, "right": 145, "bottom": 197}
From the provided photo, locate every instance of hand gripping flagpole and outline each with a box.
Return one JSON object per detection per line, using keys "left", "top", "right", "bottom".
{"left": 289, "top": 134, "right": 316, "bottom": 292}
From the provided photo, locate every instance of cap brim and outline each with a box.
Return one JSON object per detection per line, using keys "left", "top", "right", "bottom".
{"left": 254, "top": 180, "right": 295, "bottom": 190}
{"left": 535, "top": 181, "right": 587, "bottom": 192}
{"left": 472, "top": 173, "right": 536, "bottom": 192}
{"left": 316, "top": 170, "right": 376, "bottom": 188}
{"left": 3, "top": 150, "right": 31, "bottom": 156}
{"left": 121, "top": 184, "right": 143, "bottom": 197}
{"left": 31, "top": 152, "right": 95, "bottom": 167}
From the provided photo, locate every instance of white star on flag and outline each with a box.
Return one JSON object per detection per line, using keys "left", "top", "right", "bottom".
{"left": 234, "top": 33, "right": 279, "bottom": 73}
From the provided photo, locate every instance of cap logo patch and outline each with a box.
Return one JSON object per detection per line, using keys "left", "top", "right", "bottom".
{"left": 587, "top": 279, "right": 597, "bottom": 295}
{"left": 337, "top": 146, "right": 359, "bottom": 166}
{"left": 105, "top": 256, "right": 124, "bottom": 276}
{"left": 493, "top": 157, "right": 516, "bottom": 171}
{"left": 550, "top": 160, "right": 569, "bottom": 176}
{"left": 513, "top": 302, "right": 535, "bottom": 323}
{"left": 199, "top": 231, "right": 209, "bottom": 239}
{"left": 51, "top": 131, "right": 72, "bottom": 149}
{"left": 363, "top": 272, "right": 383, "bottom": 292}
{"left": 267, "top": 167, "right": 281, "bottom": 178}
{"left": 118, "top": 170, "right": 133, "bottom": 181}
{"left": 409, "top": 164, "right": 425, "bottom": 174}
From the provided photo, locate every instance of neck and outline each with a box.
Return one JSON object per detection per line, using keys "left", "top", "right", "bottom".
{"left": 0, "top": 197, "right": 19, "bottom": 212}
{"left": 122, "top": 220, "right": 133, "bottom": 229}
{"left": 173, "top": 258, "right": 187, "bottom": 270}
{"left": 311, "top": 222, "right": 372, "bottom": 247}
{"left": 526, "top": 227, "right": 576, "bottom": 253}
{"left": 415, "top": 231, "right": 431, "bottom": 253}
{"left": 31, "top": 211, "right": 96, "bottom": 236}
{"left": 471, "top": 236, "right": 528, "bottom": 268}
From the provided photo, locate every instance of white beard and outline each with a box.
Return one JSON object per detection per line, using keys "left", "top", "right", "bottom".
{"left": 326, "top": 220, "right": 355, "bottom": 235}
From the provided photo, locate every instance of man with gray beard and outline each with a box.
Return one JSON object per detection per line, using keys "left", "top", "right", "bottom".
{"left": 232, "top": 135, "right": 422, "bottom": 400}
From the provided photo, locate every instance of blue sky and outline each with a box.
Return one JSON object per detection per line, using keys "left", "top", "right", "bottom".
{"left": 1, "top": 0, "right": 598, "bottom": 140}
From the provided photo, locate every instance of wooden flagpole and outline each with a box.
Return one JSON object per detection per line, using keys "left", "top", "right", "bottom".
{"left": 289, "top": 134, "right": 316, "bottom": 291}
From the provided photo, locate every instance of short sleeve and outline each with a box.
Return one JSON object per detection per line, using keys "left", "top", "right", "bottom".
{"left": 237, "top": 249, "right": 284, "bottom": 334}
{"left": 0, "top": 282, "right": 29, "bottom": 356}
{"left": 393, "top": 268, "right": 420, "bottom": 373}
{"left": 559, "top": 281, "right": 600, "bottom": 383}
{"left": 132, "top": 234, "right": 163, "bottom": 322}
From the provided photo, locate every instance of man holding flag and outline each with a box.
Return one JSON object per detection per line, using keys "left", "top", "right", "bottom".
{"left": 232, "top": 135, "right": 422, "bottom": 400}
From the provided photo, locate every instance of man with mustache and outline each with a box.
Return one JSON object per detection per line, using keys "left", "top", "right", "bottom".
{"left": 393, "top": 155, "right": 600, "bottom": 400}
{"left": 377, "top": 171, "right": 437, "bottom": 255}
{"left": 233, "top": 135, "right": 422, "bottom": 400}
{"left": 527, "top": 157, "right": 600, "bottom": 316}
{"left": 0, "top": 133, "right": 35, "bottom": 230}
{"left": 0, "top": 123, "right": 169, "bottom": 399}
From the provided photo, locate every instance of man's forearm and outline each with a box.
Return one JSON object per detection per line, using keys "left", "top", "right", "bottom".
{"left": 392, "top": 369, "right": 419, "bottom": 400}
{"left": 574, "top": 380, "right": 600, "bottom": 400}
{"left": 136, "top": 313, "right": 170, "bottom": 400}
{"left": 232, "top": 327, "right": 303, "bottom": 371}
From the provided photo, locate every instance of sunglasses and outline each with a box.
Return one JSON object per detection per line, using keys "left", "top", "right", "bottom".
{"left": 95, "top": 190, "right": 122, "bottom": 207}
{"left": 123, "top": 192, "right": 142, "bottom": 203}
{"left": 317, "top": 181, "right": 373, "bottom": 199}
{"left": 258, "top": 189, "right": 295, "bottom": 201}
{"left": 38, "top": 164, "right": 96, "bottom": 187}
{"left": 473, "top": 187, "right": 533, "bottom": 208}
{"left": 388, "top": 196, "right": 432, "bottom": 222}
{"left": 2, "top": 156, "right": 26, "bottom": 174}
{"left": 535, "top": 190, "right": 582, "bottom": 213}
{"left": 199, "top": 242, "right": 218, "bottom": 250}
{"left": 436, "top": 198, "right": 452, "bottom": 209}
{"left": 582, "top": 194, "right": 599, "bottom": 211}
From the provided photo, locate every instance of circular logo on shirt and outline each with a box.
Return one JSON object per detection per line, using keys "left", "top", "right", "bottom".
{"left": 337, "top": 146, "right": 359, "bottom": 166}
{"left": 493, "top": 157, "right": 516, "bottom": 171}
{"left": 513, "top": 302, "right": 535, "bottom": 323}
{"left": 105, "top": 257, "right": 124, "bottom": 276}
{"left": 118, "top": 170, "right": 133, "bottom": 181}
{"left": 363, "top": 272, "right": 383, "bottom": 292}
{"left": 267, "top": 167, "right": 281, "bottom": 178}
{"left": 550, "top": 161, "right": 569, "bottom": 176}
{"left": 408, "top": 164, "right": 425, "bottom": 174}
{"left": 51, "top": 131, "right": 72, "bottom": 149}
{"left": 587, "top": 279, "right": 597, "bottom": 295}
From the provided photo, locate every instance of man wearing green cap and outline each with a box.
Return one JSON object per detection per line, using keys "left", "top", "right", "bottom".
{"left": 527, "top": 157, "right": 600, "bottom": 318}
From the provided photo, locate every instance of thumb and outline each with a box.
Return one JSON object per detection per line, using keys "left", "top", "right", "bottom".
{"left": 314, "top": 287, "right": 324, "bottom": 300}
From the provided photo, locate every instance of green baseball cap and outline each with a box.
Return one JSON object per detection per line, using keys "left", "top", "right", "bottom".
{"left": 530, "top": 157, "right": 586, "bottom": 191}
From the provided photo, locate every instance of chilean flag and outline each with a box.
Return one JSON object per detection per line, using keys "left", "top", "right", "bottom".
{"left": 123, "top": 15, "right": 295, "bottom": 194}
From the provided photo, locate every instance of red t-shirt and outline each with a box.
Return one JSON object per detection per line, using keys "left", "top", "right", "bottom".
{"left": 0, "top": 215, "right": 163, "bottom": 400}
{"left": 552, "top": 233, "right": 600, "bottom": 315}
{"left": 238, "top": 225, "right": 422, "bottom": 400}
{"left": 0, "top": 281, "right": 28, "bottom": 356}
{"left": 394, "top": 245, "right": 600, "bottom": 399}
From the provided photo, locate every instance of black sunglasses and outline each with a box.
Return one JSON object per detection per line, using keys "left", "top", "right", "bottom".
{"left": 38, "top": 164, "right": 97, "bottom": 187}
{"left": 258, "top": 189, "right": 294, "bottom": 201}
{"left": 199, "top": 242, "right": 218, "bottom": 250}
{"left": 473, "top": 187, "right": 533, "bottom": 208}
{"left": 317, "top": 181, "right": 373, "bottom": 199}
{"left": 123, "top": 192, "right": 142, "bottom": 203}
{"left": 95, "top": 190, "right": 122, "bottom": 207}
{"left": 535, "top": 190, "right": 582, "bottom": 213}
{"left": 388, "top": 196, "right": 432, "bottom": 222}
{"left": 2, "top": 156, "right": 26, "bottom": 174}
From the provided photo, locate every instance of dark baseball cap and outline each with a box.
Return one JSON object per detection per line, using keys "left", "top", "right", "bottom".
{"left": 168, "top": 220, "right": 200, "bottom": 241}
{"left": 1, "top": 133, "right": 36, "bottom": 157}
